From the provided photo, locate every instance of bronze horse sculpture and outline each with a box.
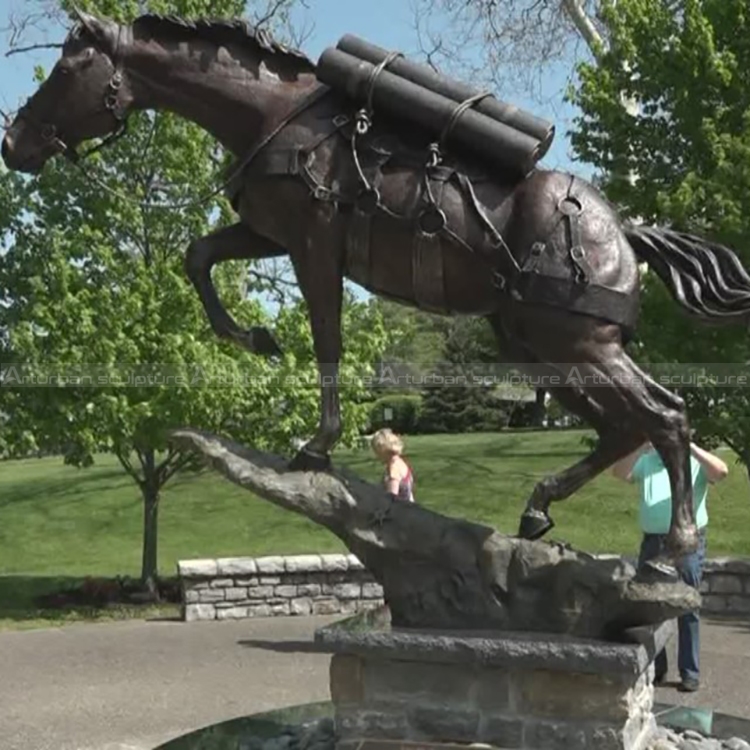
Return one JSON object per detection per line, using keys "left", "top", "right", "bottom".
{"left": 5, "top": 10, "right": 750, "bottom": 563}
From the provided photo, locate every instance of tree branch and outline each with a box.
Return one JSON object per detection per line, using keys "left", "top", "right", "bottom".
{"left": 560, "top": 0, "right": 604, "bottom": 56}
{"left": 170, "top": 427, "right": 701, "bottom": 637}
{"left": 114, "top": 448, "right": 142, "bottom": 485}
{"left": 5, "top": 42, "right": 63, "bottom": 57}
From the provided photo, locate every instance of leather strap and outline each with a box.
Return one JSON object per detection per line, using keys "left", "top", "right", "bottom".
{"left": 512, "top": 271, "right": 639, "bottom": 334}
{"left": 345, "top": 170, "right": 382, "bottom": 284}
{"left": 412, "top": 179, "right": 447, "bottom": 312}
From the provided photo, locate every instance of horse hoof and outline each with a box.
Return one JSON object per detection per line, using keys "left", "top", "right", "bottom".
{"left": 634, "top": 560, "right": 679, "bottom": 584}
{"left": 288, "top": 448, "right": 331, "bottom": 473}
{"left": 518, "top": 508, "right": 555, "bottom": 540}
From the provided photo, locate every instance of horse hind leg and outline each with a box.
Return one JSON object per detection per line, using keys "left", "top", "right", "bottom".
{"left": 486, "top": 314, "right": 642, "bottom": 538}
{"left": 506, "top": 309, "right": 699, "bottom": 560}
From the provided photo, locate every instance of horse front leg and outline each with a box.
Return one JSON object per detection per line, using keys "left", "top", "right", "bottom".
{"left": 287, "top": 211, "right": 344, "bottom": 472}
{"left": 184, "top": 222, "right": 286, "bottom": 356}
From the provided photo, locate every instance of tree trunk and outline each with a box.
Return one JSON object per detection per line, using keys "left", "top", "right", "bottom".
{"left": 532, "top": 388, "right": 547, "bottom": 427}
{"left": 140, "top": 449, "right": 160, "bottom": 598}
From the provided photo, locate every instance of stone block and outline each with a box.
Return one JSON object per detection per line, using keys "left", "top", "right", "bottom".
{"left": 209, "top": 578, "right": 234, "bottom": 588}
{"left": 363, "top": 660, "right": 476, "bottom": 710}
{"left": 341, "top": 600, "right": 358, "bottom": 615}
{"left": 178, "top": 559, "right": 217, "bottom": 577}
{"left": 270, "top": 602, "right": 291, "bottom": 616}
{"left": 199, "top": 588, "right": 225, "bottom": 603}
{"left": 255, "top": 556, "right": 285, "bottom": 574}
{"left": 332, "top": 583, "right": 362, "bottom": 599}
{"left": 514, "top": 669, "right": 630, "bottom": 721}
{"left": 216, "top": 557, "right": 257, "bottom": 575}
{"left": 407, "top": 706, "right": 480, "bottom": 742}
{"left": 247, "top": 604, "right": 272, "bottom": 618}
{"left": 224, "top": 587, "right": 249, "bottom": 601}
{"left": 184, "top": 603, "right": 215, "bottom": 621}
{"left": 298, "top": 583, "right": 322, "bottom": 597}
{"left": 285, "top": 554, "right": 323, "bottom": 573}
{"left": 331, "top": 654, "right": 364, "bottom": 705}
{"left": 524, "top": 719, "right": 593, "bottom": 750}
{"left": 274, "top": 585, "right": 298, "bottom": 598}
{"left": 479, "top": 716, "right": 524, "bottom": 748}
{"left": 327, "top": 572, "right": 351, "bottom": 584}
{"left": 727, "top": 595, "right": 750, "bottom": 614}
{"left": 346, "top": 554, "right": 365, "bottom": 570}
{"left": 185, "top": 580, "right": 210, "bottom": 590}
{"left": 709, "top": 575, "right": 744, "bottom": 594}
{"left": 184, "top": 589, "right": 201, "bottom": 604}
{"left": 313, "top": 599, "right": 341, "bottom": 615}
{"left": 259, "top": 576, "right": 282, "bottom": 585}
{"left": 704, "top": 557, "right": 750, "bottom": 575}
{"left": 247, "top": 585, "right": 274, "bottom": 599}
{"left": 320, "top": 554, "right": 349, "bottom": 572}
{"left": 473, "top": 668, "right": 512, "bottom": 712}
{"left": 291, "top": 597, "right": 313, "bottom": 615}
{"left": 701, "top": 594, "right": 728, "bottom": 613}
{"left": 362, "top": 582, "right": 384, "bottom": 598}
{"left": 217, "top": 606, "right": 248, "bottom": 620}
{"left": 336, "top": 708, "right": 409, "bottom": 740}
{"left": 234, "top": 578, "right": 259, "bottom": 586}
{"left": 358, "top": 600, "right": 383, "bottom": 613}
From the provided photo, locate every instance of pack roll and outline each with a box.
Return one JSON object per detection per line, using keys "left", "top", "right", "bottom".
{"left": 316, "top": 37, "right": 555, "bottom": 176}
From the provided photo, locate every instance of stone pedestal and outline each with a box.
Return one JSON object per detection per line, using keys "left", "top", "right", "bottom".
{"left": 315, "top": 609, "right": 674, "bottom": 750}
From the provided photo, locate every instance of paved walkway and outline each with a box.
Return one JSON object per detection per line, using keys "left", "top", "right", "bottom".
{"left": 0, "top": 614, "right": 747, "bottom": 750}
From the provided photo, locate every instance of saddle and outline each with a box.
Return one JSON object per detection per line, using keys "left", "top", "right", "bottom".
{"left": 225, "top": 50, "right": 638, "bottom": 334}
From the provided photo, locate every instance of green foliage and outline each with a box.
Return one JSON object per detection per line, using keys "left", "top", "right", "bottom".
{"left": 569, "top": 0, "right": 750, "bottom": 469}
{"left": 368, "top": 394, "right": 423, "bottom": 434}
{"left": 0, "top": 0, "right": 390, "bottom": 587}
{"left": 418, "top": 318, "right": 507, "bottom": 434}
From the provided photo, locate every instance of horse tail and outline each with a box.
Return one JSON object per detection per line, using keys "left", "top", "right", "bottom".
{"left": 624, "top": 223, "right": 750, "bottom": 322}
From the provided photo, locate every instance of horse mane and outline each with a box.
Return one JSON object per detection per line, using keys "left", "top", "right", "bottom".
{"left": 132, "top": 13, "right": 315, "bottom": 70}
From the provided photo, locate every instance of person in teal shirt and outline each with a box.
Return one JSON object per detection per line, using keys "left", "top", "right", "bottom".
{"left": 612, "top": 441, "right": 728, "bottom": 693}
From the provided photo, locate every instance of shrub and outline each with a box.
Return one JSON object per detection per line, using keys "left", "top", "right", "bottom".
{"left": 368, "top": 394, "right": 423, "bottom": 434}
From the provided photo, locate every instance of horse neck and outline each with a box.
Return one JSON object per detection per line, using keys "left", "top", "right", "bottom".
{"left": 122, "top": 31, "right": 318, "bottom": 155}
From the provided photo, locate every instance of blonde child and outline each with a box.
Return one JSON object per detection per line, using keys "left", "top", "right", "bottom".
{"left": 370, "top": 428, "right": 415, "bottom": 503}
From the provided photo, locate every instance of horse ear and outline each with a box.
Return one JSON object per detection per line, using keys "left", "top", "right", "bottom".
{"left": 69, "top": 6, "right": 118, "bottom": 51}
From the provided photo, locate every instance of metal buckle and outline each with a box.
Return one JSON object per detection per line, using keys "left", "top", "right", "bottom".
{"left": 418, "top": 206, "right": 447, "bottom": 235}
{"left": 558, "top": 195, "right": 583, "bottom": 216}
{"left": 570, "top": 245, "right": 586, "bottom": 261}
{"left": 313, "top": 185, "right": 331, "bottom": 201}
{"left": 332, "top": 114, "right": 349, "bottom": 128}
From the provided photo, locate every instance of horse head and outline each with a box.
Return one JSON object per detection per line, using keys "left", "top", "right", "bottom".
{"left": 2, "top": 8, "right": 131, "bottom": 173}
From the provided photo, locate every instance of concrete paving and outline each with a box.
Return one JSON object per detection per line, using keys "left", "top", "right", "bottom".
{"left": 654, "top": 615, "right": 750, "bottom": 721}
{"left": 0, "top": 614, "right": 748, "bottom": 750}
{"left": 0, "top": 615, "right": 337, "bottom": 750}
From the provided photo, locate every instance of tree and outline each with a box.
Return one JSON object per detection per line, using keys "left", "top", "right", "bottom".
{"left": 569, "top": 0, "right": 750, "bottom": 475}
{"left": 411, "top": 0, "right": 605, "bottom": 100}
{"left": 419, "top": 317, "right": 509, "bottom": 433}
{"left": 0, "top": 0, "right": 389, "bottom": 593}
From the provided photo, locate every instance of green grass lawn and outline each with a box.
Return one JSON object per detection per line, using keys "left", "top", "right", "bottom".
{"left": 1, "top": 429, "right": 748, "bottom": 628}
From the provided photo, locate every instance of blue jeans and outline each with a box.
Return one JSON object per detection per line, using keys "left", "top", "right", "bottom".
{"left": 637, "top": 528, "right": 706, "bottom": 681}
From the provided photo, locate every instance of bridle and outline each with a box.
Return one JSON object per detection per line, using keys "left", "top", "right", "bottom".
{"left": 8, "top": 21, "right": 329, "bottom": 211}
{"left": 14, "top": 23, "right": 130, "bottom": 165}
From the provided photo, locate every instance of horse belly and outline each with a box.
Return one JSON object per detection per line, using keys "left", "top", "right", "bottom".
{"left": 344, "top": 210, "right": 500, "bottom": 315}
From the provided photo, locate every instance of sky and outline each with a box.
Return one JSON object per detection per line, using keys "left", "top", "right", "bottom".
{"left": 0, "top": 0, "right": 593, "bottom": 178}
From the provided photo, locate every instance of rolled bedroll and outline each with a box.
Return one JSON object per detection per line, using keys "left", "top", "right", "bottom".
{"left": 316, "top": 47, "right": 545, "bottom": 175}
{"left": 336, "top": 34, "right": 554, "bottom": 159}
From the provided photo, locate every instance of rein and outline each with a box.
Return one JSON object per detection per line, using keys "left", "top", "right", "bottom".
{"left": 19, "top": 22, "right": 329, "bottom": 212}
{"left": 64, "top": 86, "right": 329, "bottom": 211}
